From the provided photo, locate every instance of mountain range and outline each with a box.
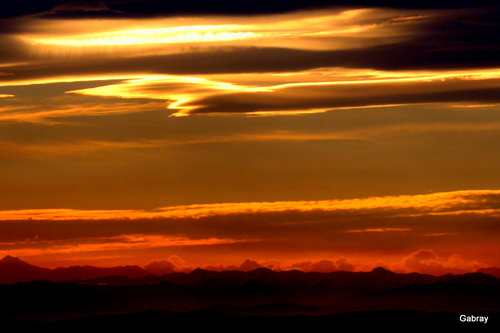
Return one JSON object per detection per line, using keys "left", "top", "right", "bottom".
{"left": 2, "top": 255, "right": 500, "bottom": 283}
{"left": 0, "top": 255, "right": 149, "bottom": 283}
{"left": 1, "top": 256, "right": 499, "bottom": 328}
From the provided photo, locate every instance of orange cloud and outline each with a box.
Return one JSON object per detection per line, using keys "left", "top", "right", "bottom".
{"left": 1, "top": 189, "right": 499, "bottom": 221}
{"left": 344, "top": 228, "right": 412, "bottom": 233}
{"left": 397, "top": 249, "right": 486, "bottom": 275}
{"left": 0, "top": 234, "right": 255, "bottom": 260}
{"left": 62, "top": 68, "right": 500, "bottom": 117}
{"left": 289, "top": 257, "right": 357, "bottom": 273}
{"left": 0, "top": 189, "right": 498, "bottom": 270}
{"left": 0, "top": 93, "right": 166, "bottom": 124}
{"left": 2, "top": 7, "right": 498, "bottom": 121}
{"left": 144, "top": 255, "right": 191, "bottom": 274}
{"left": 17, "top": 8, "right": 426, "bottom": 60}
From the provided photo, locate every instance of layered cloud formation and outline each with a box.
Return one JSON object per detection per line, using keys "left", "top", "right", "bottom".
{"left": 1, "top": 5, "right": 499, "bottom": 116}
{"left": 0, "top": 1, "right": 499, "bottom": 271}
{"left": 0, "top": 190, "right": 498, "bottom": 273}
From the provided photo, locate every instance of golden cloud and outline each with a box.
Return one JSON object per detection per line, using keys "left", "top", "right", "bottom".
{"left": 1, "top": 189, "right": 499, "bottom": 221}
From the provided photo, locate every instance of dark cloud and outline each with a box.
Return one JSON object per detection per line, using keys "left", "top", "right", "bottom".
{"left": 0, "top": 1, "right": 60, "bottom": 19}
{"left": 177, "top": 81, "right": 500, "bottom": 115}
{"left": 0, "top": 0, "right": 495, "bottom": 20}
{"left": 2, "top": 45, "right": 498, "bottom": 87}
{"left": 105, "top": 0, "right": 497, "bottom": 13}
{"left": 1, "top": 190, "right": 499, "bottom": 249}
{"left": 5, "top": 1, "right": 495, "bottom": 19}
{"left": 3, "top": 37, "right": 498, "bottom": 85}
{"left": 1, "top": 6, "right": 497, "bottom": 88}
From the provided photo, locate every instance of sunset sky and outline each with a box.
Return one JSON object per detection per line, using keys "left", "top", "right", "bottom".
{"left": 0, "top": 0, "right": 499, "bottom": 274}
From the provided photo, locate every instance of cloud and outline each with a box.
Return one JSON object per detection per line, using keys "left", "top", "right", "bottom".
{"left": 310, "top": 259, "right": 336, "bottom": 272}
{"left": 144, "top": 258, "right": 176, "bottom": 275}
{"left": 0, "top": 233, "right": 258, "bottom": 269}
{"left": 60, "top": 69, "right": 500, "bottom": 117}
{"left": 2, "top": 7, "right": 497, "bottom": 78}
{"left": 0, "top": 140, "right": 166, "bottom": 158}
{"left": 0, "top": 3, "right": 499, "bottom": 271}
{"left": 169, "top": 73, "right": 500, "bottom": 116}
{"left": 0, "top": 190, "right": 499, "bottom": 269}
{"left": 2, "top": 189, "right": 500, "bottom": 221}
{"left": 11, "top": 1, "right": 492, "bottom": 21}
{"left": 400, "top": 249, "right": 486, "bottom": 275}
{"left": 344, "top": 228, "right": 412, "bottom": 233}
{"left": 289, "top": 257, "right": 356, "bottom": 272}
{"left": 283, "top": 249, "right": 488, "bottom": 275}
{"left": 403, "top": 249, "right": 441, "bottom": 268}
{"left": 1, "top": 6, "right": 497, "bottom": 119}
{"left": 336, "top": 256, "right": 356, "bottom": 271}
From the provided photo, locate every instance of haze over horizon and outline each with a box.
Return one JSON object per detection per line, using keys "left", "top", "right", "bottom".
{"left": 1, "top": 1, "right": 499, "bottom": 274}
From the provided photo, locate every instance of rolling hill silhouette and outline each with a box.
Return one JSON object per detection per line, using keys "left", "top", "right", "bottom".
{"left": 0, "top": 256, "right": 499, "bottom": 328}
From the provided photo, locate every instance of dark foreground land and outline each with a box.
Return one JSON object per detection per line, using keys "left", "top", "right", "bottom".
{"left": 6, "top": 309, "right": 499, "bottom": 330}
{"left": 1, "top": 258, "right": 499, "bottom": 330}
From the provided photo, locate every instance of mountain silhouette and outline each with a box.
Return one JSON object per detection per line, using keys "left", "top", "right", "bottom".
{"left": 478, "top": 267, "right": 500, "bottom": 279}
{"left": 1, "top": 257, "right": 499, "bottom": 327}
{"left": 238, "top": 259, "right": 263, "bottom": 272}
{"left": 0, "top": 255, "right": 53, "bottom": 283}
{"left": 0, "top": 256, "right": 149, "bottom": 283}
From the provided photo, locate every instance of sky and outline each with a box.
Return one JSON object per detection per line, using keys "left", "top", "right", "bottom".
{"left": 0, "top": 0, "right": 499, "bottom": 273}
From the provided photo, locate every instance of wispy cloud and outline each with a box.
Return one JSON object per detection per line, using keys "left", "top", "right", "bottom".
{"left": 15, "top": 9, "right": 425, "bottom": 58}
{"left": 0, "top": 233, "right": 257, "bottom": 266}
{"left": 2, "top": 189, "right": 500, "bottom": 221}
{"left": 55, "top": 68, "right": 497, "bottom": 117}
{"left": 0, "top": 190, "right": 498, "bottom": 269}
{"left": 0, "top": 5, "right": 497, "bottom": 129}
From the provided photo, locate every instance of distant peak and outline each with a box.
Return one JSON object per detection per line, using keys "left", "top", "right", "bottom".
{"left": 241, "top": 259, "right": 255, "bottom": 264}
{"left": 2, "top": 255, "right": 22, "bottom": 262}
{"left": 0, "top": 255, "right": 35, "bottom": 267}
{"left": 370, "top": 266, "right": 394, "bottom": 274}
{"left": 190, "top": 268, "right": 211, "bottom": 274}
{"left": 238, "top": 259, "right": 262, "bottom": 272}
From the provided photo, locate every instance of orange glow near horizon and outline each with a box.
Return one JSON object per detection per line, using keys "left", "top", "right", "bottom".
{"left": 0, "top": 190, "right": 499, "bottom": 274}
